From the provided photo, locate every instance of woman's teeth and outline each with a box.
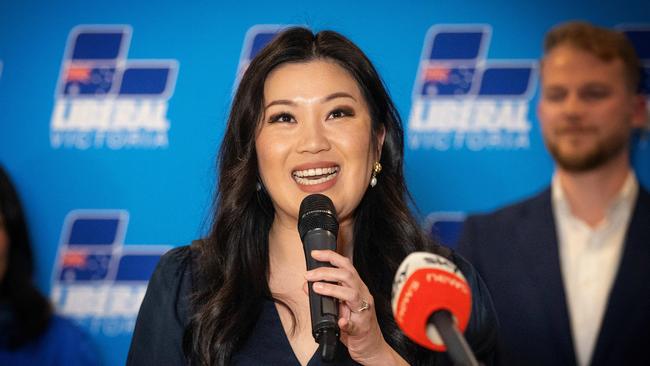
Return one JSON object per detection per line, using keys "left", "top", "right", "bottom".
{"left": 292, "top": 166, "right": 339, "bottom": 185}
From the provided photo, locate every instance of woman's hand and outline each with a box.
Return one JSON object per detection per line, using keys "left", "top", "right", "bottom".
{"left": 305, "top": 250, "right": 408, "bottom": 366}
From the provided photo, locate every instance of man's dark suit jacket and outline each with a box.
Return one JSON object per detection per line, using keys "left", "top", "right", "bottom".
{"left": 458, "top": 185, "right": 650, "bottom": 366}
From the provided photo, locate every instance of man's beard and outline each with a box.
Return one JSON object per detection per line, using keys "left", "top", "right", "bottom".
{"left": 545, "top": 127, "right": 629, "bottom": 172}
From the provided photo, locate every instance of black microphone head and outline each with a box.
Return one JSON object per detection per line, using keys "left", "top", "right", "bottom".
{"left": 298, "top": 194, "right": 339, "bottom": 240}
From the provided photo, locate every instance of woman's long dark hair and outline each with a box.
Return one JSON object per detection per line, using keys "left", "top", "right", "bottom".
{"left": 0, "top": 165, "right": 52, "bottom": 349}
{"left": 188, "top": 27, "right": 450, "bottom": 365}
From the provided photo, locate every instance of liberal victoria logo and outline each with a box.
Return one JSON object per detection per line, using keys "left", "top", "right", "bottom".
{"left": 50, "top": 210, "right": 170, "bottom": 336}
{"left": 50, "top": 25, "right": 178, "bottom": 150}
{"left": 408, "top": 25, "right": 538, "bottom": 151}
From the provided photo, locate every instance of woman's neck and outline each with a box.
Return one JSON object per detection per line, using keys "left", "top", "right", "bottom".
{"left": 268, "top": 214, "right": 355, "bottom": 281}
{"left": 268, "top": 218, "right": 306, "bottom": 272}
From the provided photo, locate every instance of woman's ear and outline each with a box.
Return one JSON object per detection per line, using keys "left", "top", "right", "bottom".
{"left": 376, "top": 125, "right": 386, "bottom": 160}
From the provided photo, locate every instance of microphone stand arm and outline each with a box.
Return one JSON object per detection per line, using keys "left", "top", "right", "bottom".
{"left": 429, "top": 310, "right": 479, "bottom": 366}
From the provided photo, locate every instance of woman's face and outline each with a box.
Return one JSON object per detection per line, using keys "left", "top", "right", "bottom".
{"left": 255, "top": 59, "right": 384, "bottom": 228}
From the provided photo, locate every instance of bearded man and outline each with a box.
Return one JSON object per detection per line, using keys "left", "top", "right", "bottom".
{"left": 458, "top": 21, "right": 649, "bottom": 366}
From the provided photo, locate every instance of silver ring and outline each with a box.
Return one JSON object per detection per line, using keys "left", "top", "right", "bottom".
{"left": 352, "top": 299, "right": 370, "bottom": 313}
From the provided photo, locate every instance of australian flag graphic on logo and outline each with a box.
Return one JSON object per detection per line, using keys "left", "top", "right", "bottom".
{"left": 58, "top": 27, "right": 176, "bottom": 98}
{"left": 415, "top": 25, "right": 536, "bottom": 99}
{"left": 51, "top": 210, "right": 170, "bottom": 336}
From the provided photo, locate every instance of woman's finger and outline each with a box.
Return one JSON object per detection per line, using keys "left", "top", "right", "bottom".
{"left": 312, "top": 282, "right": 373, "bottom": 319}
{"left": 305, "top": 266, "right": 357, "bottom": 288}
{"left": 311, "top": 281, "right": 359, "bottom": 303}
{"left": 311, "top": 250, "right": 356, "bottom": 272}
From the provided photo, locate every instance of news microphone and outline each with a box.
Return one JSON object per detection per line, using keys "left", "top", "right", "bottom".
{"left": 392, "top": 252, "right": 478, "bottom": 366}
{"left": 298, "top": 194, "right": 340, "bottom": 362}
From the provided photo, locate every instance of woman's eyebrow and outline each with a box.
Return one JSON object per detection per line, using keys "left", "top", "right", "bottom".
{"left": 264, "top": 92, "right": 358, "bottom": 110}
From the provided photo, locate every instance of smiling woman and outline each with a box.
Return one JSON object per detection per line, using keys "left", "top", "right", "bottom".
{"left": 127, "top": 27, "right": 498, "bottom": 366}
{"left": 256, "top": 60, "right": 383, "bottom": 229}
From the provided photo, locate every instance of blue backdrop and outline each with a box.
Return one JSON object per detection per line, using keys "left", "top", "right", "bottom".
{"left": 1, "top": 1, "right": 648, "bottom": 365}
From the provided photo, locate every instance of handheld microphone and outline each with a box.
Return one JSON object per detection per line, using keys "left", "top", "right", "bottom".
{"left": 298, "top": 194, "right": 340, "bottom": 362}
{"left": 392, "top": 252, "right": 478, "bottom": 366}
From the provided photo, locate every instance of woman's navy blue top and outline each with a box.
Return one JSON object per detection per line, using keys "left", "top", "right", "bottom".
{"left": 233, "top": 299, "right": 357, "bottom": 365}
{"left": 126, "top": 245, "right": 497, "bottom": 365}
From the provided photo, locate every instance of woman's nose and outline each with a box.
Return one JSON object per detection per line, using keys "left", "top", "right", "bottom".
{"left": 296, "top": 116, "right": 331, "bottom": 154}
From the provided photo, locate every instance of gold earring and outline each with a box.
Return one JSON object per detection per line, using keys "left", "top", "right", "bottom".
{"left": 370, "top": 162, "right": 382, "bottom": 187}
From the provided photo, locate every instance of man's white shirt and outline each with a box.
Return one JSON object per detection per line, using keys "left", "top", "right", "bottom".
{"left": 552, "top": 171, "right": 638, "bottom": 366}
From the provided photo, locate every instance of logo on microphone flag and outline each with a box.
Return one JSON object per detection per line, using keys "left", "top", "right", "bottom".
{"left": 51, "top": 210, "right": 170, "bottom": 337}
{"left": 408, "top": 24, "right": 538, "bottom": 151}
{"left": 392, "top": 252, "right": 471, "bottom": 351}
{"left": 50, "top": 25, "right": 179, "bottom": 150}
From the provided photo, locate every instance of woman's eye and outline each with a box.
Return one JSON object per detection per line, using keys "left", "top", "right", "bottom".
{"left": 327, "top": 108, "right": 354, "bottom": 120}
{"left": 268, "top": 113, "right": 295, "bottom": 123}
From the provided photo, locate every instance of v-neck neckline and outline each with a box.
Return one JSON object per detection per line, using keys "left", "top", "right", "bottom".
{"left": 269, "top": 299, "right": 321, "bottom": 366}
{"left": 232, "top": 298, "right": 359, "bottom": 365}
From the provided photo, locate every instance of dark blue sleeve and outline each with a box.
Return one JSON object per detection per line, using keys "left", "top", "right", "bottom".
{"left": 127, "top": 246, "right": 192, "bottom": 366}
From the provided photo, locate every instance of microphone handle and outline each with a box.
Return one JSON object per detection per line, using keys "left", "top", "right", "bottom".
{"left": 428, "top": 310, "right": 479, "bottom": 366}
{"left": 304, "top": 228, "right": 339, "bottom": 362}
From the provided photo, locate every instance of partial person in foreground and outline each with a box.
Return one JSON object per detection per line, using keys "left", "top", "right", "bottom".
{"left": 128, "top": 27, "right": 498, "bottom": 365}
{"left": 458, "top": 21, "right": 649, "bottom": 366}
{"left": 0, "top": 165, "right": 100, "bottom": 366}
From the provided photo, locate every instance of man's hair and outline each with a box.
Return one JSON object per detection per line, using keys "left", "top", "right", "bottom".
{"left": 543, "top": 21, "right": 642, "bottom": 92}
